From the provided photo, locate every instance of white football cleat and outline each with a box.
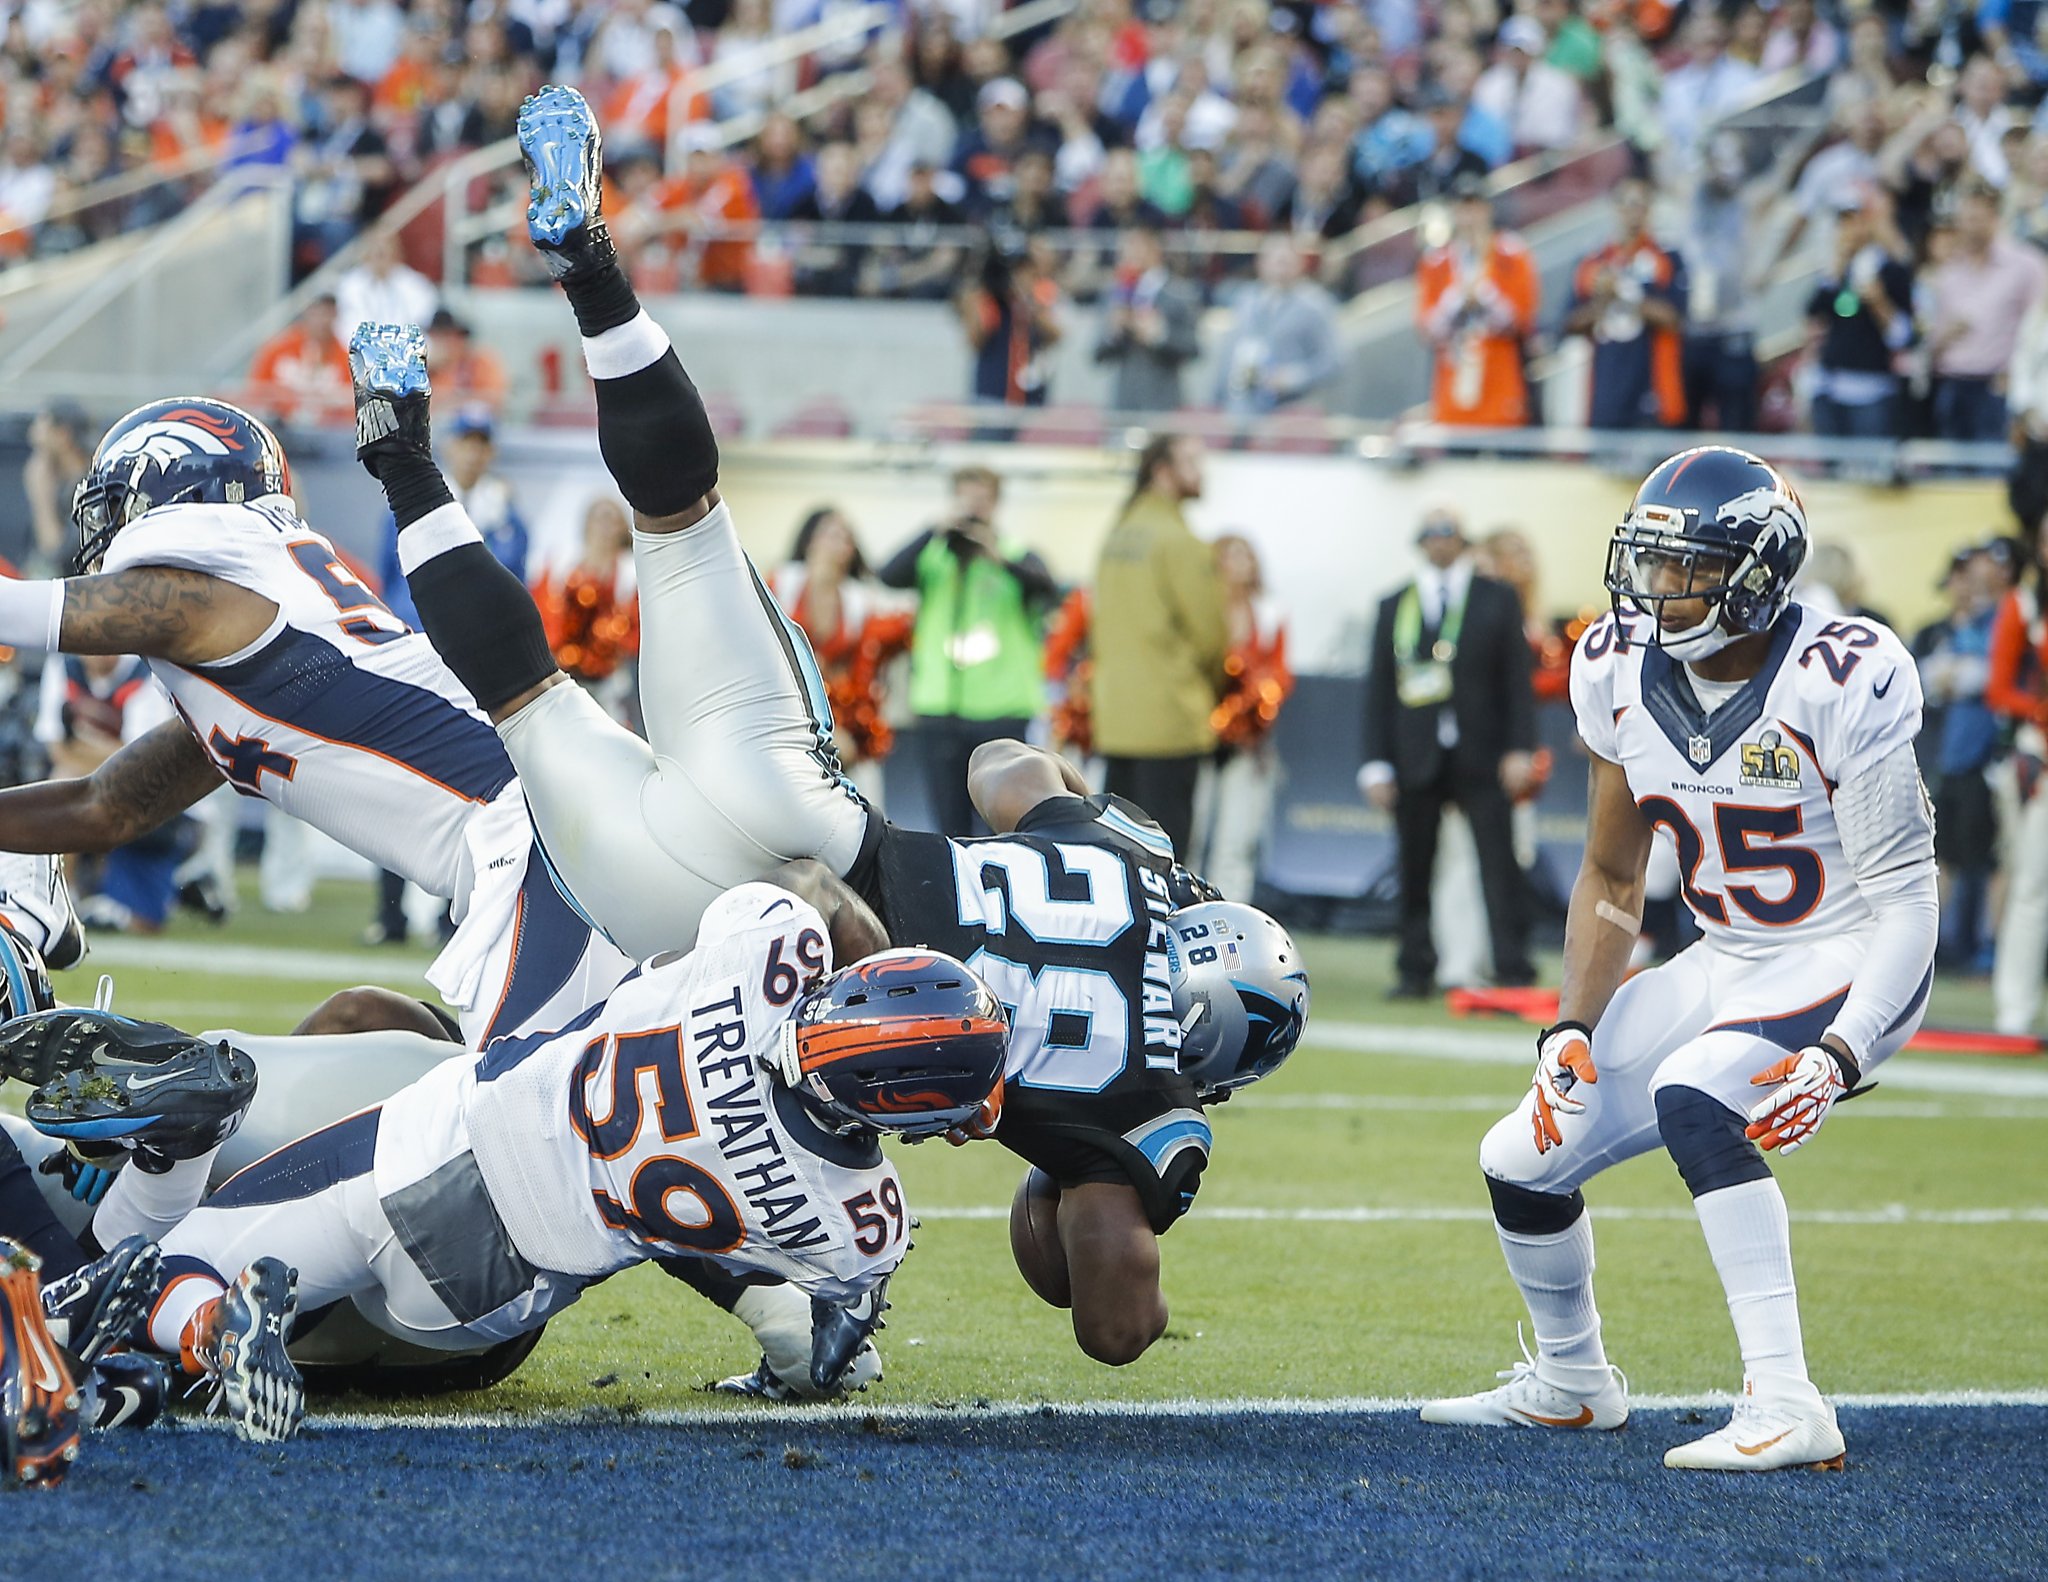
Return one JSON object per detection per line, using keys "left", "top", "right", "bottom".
{"left": 1421, "top": 1331, "right": 1629, "bottom": 1429}
{"left": 1664, "top": 1380, "right": 1845, "bottom": 1472}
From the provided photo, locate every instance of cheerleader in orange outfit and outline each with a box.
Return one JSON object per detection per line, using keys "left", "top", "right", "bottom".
{"left": 531, "top": 497, "right": 642, "bottom": 726}
{"left": 1192, "top": 534, "right": 1294, "bottom": 902}
{"left": 769, "top": 507, "right": 913, "bottom": 809}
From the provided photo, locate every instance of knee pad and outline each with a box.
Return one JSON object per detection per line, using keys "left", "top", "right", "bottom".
{"left": 1484, "top": 1174, "right": 1586, "bottom": 1236}
{"left": 595, "top": 348, "right": 719, "bottom": 518}
{"left": 1654, "top": 1084, "right": 1769, "bottom": 1199}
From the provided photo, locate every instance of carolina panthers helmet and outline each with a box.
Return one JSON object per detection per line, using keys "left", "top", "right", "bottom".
{"left": 1605, "top": 446, "right": 1808, "bottom": 661}
{"left": 770, "top": 949, "right": 1009, "bottom": 1139}
{"left": 1168, "top": 902, "right": 1309, "bottom": 1098}
{"left": 0, "top": 917, "right": 54, "bottom": 1026}
{"left": 71, "top": 397, "right": 291, "bottom": 574}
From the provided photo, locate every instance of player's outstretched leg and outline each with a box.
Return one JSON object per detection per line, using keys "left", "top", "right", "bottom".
{"left": 0, "top": 1237, "right": 81, "bottom": 1486}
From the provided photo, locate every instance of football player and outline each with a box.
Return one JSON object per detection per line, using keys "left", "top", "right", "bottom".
{"left": 1420, "top": 448, "right": 1936, "bottom": 1471}
{"left": 0, "top": 397, "right": 632, "bottom": 1051}
{"left": 7, "top": 863, "right": 1007, "bottom": 1443}
{"left": 343, "top": 81, "right": 1309, "bottom": 1376}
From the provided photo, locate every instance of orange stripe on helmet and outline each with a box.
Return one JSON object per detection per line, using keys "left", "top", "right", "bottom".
{"left": 796, "top": 1014, "right": 1008, "bottom": 1073}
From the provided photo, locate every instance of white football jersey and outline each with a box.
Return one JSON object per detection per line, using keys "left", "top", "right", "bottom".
{"left": 0, "top": 850, "right": 74, "bottom": 962}
{"left": 100, "top": 496, "right": 515, "bottom": 896}
{"left": 459, "top": 883, "right": 910, "bottom": 1301}
{"left": 1570, "top": 602, "right": 1923, "bottom": 960}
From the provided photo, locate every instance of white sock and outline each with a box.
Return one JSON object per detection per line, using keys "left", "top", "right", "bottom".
{"left": 1693, "top": 1176, "right": 1809, "bottom": 1390}
{"left": 395, "top": 500, "right": 484, "bottom": 575}
{"left": 1498, "top": 1213, "right": 1611, "bottom": 1391}
{"left": 581, "top": 309, "right": 671, "bottom": 380}
{"left": 92, "top": 1145, "right": 223, "bottom": 1245}
{"left": 147, "top": 1267, "right": 225, "bottom": 1360}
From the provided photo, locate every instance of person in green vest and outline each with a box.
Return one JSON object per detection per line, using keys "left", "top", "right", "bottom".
{"left": 877, "top": 465, "right": 1057, "bottom": 835}
{"left": 1090, "top": 434, "right": 1229, "bottom": 855}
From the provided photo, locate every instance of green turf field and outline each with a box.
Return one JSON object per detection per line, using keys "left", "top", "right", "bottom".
{"left": 43, "top": 876, "right": 2048, "bottom": 1416}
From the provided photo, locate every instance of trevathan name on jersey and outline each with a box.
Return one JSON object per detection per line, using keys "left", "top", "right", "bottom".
{"left": 1570, "top": 599, "right": 1931, "bottom": 969}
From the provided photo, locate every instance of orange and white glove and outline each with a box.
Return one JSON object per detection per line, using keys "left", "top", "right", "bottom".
{"left": 944, "top": 1082, "right": 1005, "bottom": 1147}
{"left": 1746, "top": 1044, "right": 1857, "bottom": 1154}
{"left": 1530, "top": 1021, "right": 1597, "bottom": 1155}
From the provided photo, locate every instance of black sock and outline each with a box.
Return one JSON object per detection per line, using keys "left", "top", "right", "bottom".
{"left": 655, "top": 1255, "right": 773, "bottom": 1314}
{"left": 374, "top": 452, "right": 456, "bottom": 530}
{"left": 0, "top": 1131, "right": 88, "bottom": 1281}
{"left": 559, "top": 237, "right": 640, "bottom": 338}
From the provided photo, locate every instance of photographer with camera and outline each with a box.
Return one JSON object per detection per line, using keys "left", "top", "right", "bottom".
{"left": 1416, "top": 175, "right": 1539, "bottom": 427}
{"left": 877, "top": 466, "right": 1059, "bottom": 836}
{"left": 956, "top": 229, "right": 1064, "bottom": 415}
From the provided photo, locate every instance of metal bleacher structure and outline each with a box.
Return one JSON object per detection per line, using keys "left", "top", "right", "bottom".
{"left": 0, "top": 28, "right": 2014, "bottom": 485}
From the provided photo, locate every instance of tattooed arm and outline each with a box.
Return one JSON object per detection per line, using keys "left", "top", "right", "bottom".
{"left": 0, "top": 720, "right": 224, "bottom": 854}
{"left": 57, "top": 566, "right": 277, "bottom": 665}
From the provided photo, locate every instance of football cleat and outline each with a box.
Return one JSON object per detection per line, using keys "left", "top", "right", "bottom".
{"left": 83, "top": 1351, "right": 169, "bottom": 1432}
{"left": 712, "top": 1341, "right": 882, "bottom": 1402}
{"left": 191, "top": 1259, "right": 303, "bottom": 1444}
{"left": 348, "top": 321, "right": 435, "bottom": 474}
{"left": 39, "top": 1235, "right": 160, "bottom": 1367}
{"left": 21, "top": 1012, "right": 256, "bottom": 1171}
{"left": 1664, "top": 1380, "right": 1845, "bottom": 1472}
{"left": 0, "top": 1239, "right": 81, "bottom": 1487}
{"left": 1420, "top": 1331, "right": 1629, "bottom": 1430}
{"left": 517, "top": 84, "right": 612, "bottom": 275}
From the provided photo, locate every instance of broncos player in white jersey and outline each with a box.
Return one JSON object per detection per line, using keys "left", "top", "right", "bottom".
{"left": 6, "top": 863, "right": 1007, "bottom": 1442}
{"left": 335, "top": 82, "right": 1310, "bottom": 1385}
{"left": 1420, "top": 448, "right": 1937, "bottom": 1471}
{"left": 0, "top": 399, "right": 631, "bottom": 1049}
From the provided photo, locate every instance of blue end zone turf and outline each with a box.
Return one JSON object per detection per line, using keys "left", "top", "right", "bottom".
{"left": 38, "top": 1406, "right": 2048, "bottom": 1580}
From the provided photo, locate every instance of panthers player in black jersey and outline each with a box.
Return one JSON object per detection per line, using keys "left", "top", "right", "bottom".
{"left": 348, "top": 84, "right": 1309, "bottom": 1377}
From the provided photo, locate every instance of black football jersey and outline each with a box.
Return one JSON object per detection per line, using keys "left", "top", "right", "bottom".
{"left": 851, "top": 795, "right": 1211, "bottom": 1231}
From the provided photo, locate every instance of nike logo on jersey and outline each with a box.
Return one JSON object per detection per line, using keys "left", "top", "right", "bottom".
{"left": 1872, "top": 671, "right": 1896, "bottom": 699}
{"left": 1512, "top": 1404, "right": 1595, "bottom": 1428}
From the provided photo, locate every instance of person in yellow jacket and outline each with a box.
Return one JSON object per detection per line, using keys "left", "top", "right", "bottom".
{"left": 1090, "top": 435, "right": 1229, "bottom": 853}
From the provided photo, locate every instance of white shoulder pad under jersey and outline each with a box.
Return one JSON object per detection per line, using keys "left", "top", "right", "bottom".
{"left": 0, "top": 851, "right": 77, "bottom": 964}
{"left": 464, "top": 884, "right": 912, "bottom": 1299}
{"left": 100, "top": 498, "right": 514, "bottom": 896}
{"left": 1569, "top": 603, "right": 1922, "bottom": 958}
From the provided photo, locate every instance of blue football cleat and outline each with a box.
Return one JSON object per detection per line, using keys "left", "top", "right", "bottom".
{"left": 194, "top": 1259, "right": 303, "bottom": 1444}
{"left": 0, "top": 1239, "right": 80, "bottom": 1487}
{"left": 348, "top": 322, "right": 436, "bottom": 476}
{"left": 518, "top": 84, "right": 610, "bottom": 274}
{"left": 810, "top": 1279, "right": 889, "bottom": 1393}
{"left": 19, "top": 1011, "right": 256, "bottom": 1171}
{"left": 39, "top": 1235, "right": 159, "bottom": 1368}
{"left": 83, "top": 1351, "right": 169, "bottom": 1433}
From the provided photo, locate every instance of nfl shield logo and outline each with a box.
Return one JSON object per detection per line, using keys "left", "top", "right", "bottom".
{"left": 1688, "top": 735, "right": 1713, "bottom": 767}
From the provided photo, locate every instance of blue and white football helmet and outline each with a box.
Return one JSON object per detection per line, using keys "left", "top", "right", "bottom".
{"left": 1605, "top": 446, "right": 1808, "bottom": 662}
{"left": 1167, "top": 902, "right": 1309, "bottom": 1098}
{"left": 71, "top": 397, "right": 291, "bottom": 575}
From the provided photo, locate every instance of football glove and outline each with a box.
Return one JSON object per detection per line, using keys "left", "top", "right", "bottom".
{"left": 1745, "top": 1044, "right": 1860, "bottom": 1154}
{"left": 1531, "top": 1021, "right": 1597, "bottom": 1155}
{"left": 943, "top": 1083, "right": 1005, "bottom": 1147}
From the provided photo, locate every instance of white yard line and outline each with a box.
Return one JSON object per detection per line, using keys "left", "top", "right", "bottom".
{"left": 195, "top": 1389, "right": 2048, "bottom": 1434}
{"left": 1237, "top": 1092, "right": 2048, "bottom": 1120}
{"left": 79, "top": 937, "right": 433, "bottom": 986}
{"left": 915, "top": 1203, "right": 2048, "bottom": 1226}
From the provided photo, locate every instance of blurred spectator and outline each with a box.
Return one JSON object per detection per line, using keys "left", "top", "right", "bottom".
{"left": 791, "top": 140, "right": 881, "bottom": 295}
{"left": 590, "top": 1, "right": 698, "bottom": 84}
{"left": 771, "top": 506, "right": 913, "bottom": 806}
{"left": 2007, "top": 287, "right": 2048, "bottom": 528}
{"left": 331, "top": 0, "right": 407, "bottom": 86}
{"left": 532, "top": 496, "right": 641, "bottom": 726}
{"left": 749, "top": 114, "right": 816, "bottom": 221}
{"left": 1884, "top": 112, "right": 1974, "bottom": 258}
{"left": 1093, "top": 225, "right": 1202, "bottom": 412}
{"left": 1779, "top": 101, "right": 1889, "bottom": 265}
{"left": 2006, "top": 134, "right": 2048, "bottom": 250}
{"left": 957, "top": 237, "right": 1062, "bottom": 409}
{"left": 334, "top": 229, "right": 438, "bottom": 340}
{"left": 863, "top": 50, "right": 959, "bottom": 212}
{"left": 21, "top": 402, "right": 93, "bottom": 575}
{"left": 1806, "top": 196, "right": 1914, "bottom": 439}
{"left": 1275, "top": 140, "right": 1362, "bottom": 242}
{"left": 1914, "top": 542, "right": 2002, "bottom": 971}
{"left": 1480, "top": 526, "right": 1572, "bottom": 704}
{"left": 1472, "top": 15, "right": 1586, "bottom": 157}
{"left": 1955, "top": 55, "right": 2017, "bottom": 186}
{"left": 953, "top": 77, "right": 1052, "bottom": 216}
{"left": 1416, "top": 177, "right": 1539, "bottom": 427}
{"left": 246, "top": 292, "right": 354, "bottom": 427}
{"left": 602, "top": 17, "right": 708, "bottom": 155}
{"left": 425, "top": 308, "right": 510, "bottom": 417}
{"left": 1091, "top": 435, "right": 1227, "bottom": 855}
{"left": 1380, "top": 83, "right": 1491, "bottom": 210}
{"left": 0, "top": 131, "right": 56, "bottom": 242}
{"left": 1760, "top": 0, "right": 1840, "bottom": 75}
{"left": 1221, "top": 104, "right": 1297, "bottom": 229}
{"left": 878, "top": 467, "right": 1055, "bottom": 837}
{"left": 1191, "top": 531, "right": 1292, "bottom": 902}
{"left": 980, "top": 146, "right": 1068, "bottom": 233}
{"left": 1924, "top": 181, "right": 2047, "bottom": 441}
{"left": 290, "top": 74, "right": 395, "bottom": 271}
{"left": 1685, "top": 134, "right": 1761, "bottom": 432}
{"left": 1985, "top": 532, "right": 2048, "bottom": 1034}
{"left": 1213, "top": 235, "right": 1341, "bottom": 415}
{"left": 874, "top": 160, "right": 966, "bottom": 300}
{"left": 377, "top": 407, "right": 527, "bottom": 631}
{"left": 710, "top": 0, "right": 795, "bottom": 124}
{"left": 1800, "top": 542, "right": 1890, "bottom": 625}
{"left": 1565, "top": 178, "right": 1689, "bottom": 430}
{"left": 36, "top": 653, "right": 179, "bottom": 934}
{"left": 1658, "top": 12, "right": 1762, "bottom": 170}
{"left": 1827, "top": 13, "right": 1899, "bottom": 112}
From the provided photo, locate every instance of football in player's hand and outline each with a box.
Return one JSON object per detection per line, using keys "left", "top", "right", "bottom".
{"left": 1009, "top": 1166, "right": 1071, "bottom": 1309}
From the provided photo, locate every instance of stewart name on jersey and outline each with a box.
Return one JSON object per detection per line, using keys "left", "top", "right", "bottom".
{"left": 857, "top": 794, "right": 1212, "bottom": 1233}
{"left": 1569, "top": 602, "right": 1924, "bottom": 957}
